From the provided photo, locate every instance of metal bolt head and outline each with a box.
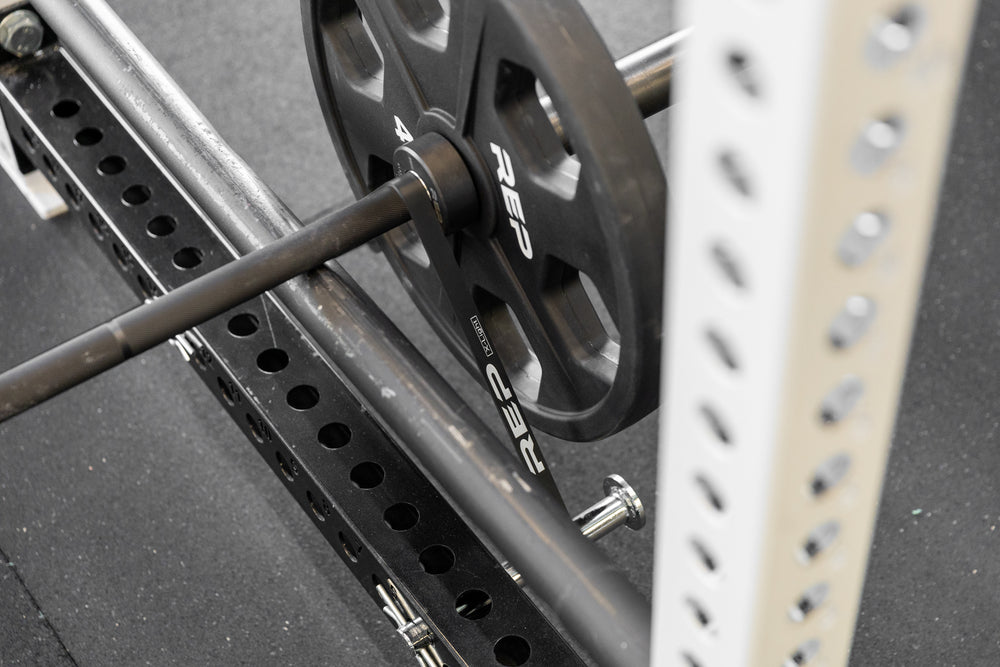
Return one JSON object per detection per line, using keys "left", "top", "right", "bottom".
{"left": 0, "top": 10, "right": 44, "bottom": 58}
{"left": 603, "top": 474, "right": 645, "bottom": 531}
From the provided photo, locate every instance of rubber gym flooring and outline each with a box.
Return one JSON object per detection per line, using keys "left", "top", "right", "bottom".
{"left": 0, "top": 1, "right": 998, "bottom": 665}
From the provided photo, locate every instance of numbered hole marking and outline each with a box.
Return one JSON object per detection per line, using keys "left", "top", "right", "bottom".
{"left": 393, "top": 115, "right": 413, "bottom": 143}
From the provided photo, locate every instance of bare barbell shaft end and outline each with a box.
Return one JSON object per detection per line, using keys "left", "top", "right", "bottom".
{"left": 541, "top": 28, "right": 690, "bottom": 150}
{"left": 505, "top": 474, "right": 645, "bottom": 586}
{"left": 617, "top": 27, "right": 691, "bottom": 120}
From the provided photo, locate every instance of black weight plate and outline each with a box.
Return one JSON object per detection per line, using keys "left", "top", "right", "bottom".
{"left": 303, "top": 0, "right": 666, "bottom": 441}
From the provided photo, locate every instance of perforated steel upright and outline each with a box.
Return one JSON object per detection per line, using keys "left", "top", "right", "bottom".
{"left": 654, "top": 2, "right": 978, "bottom": 666}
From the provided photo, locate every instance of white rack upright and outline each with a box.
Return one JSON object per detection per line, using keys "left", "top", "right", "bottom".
{"left": 653, "top": 2, "right": 979, "bottom": 665}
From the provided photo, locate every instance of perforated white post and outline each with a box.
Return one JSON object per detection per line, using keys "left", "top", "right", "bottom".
{"left": 653, "top": 2, "right": 978, "bottom": 666}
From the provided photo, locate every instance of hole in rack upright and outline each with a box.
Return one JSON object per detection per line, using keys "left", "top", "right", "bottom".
{"left": 694, "top": 474, "right": 725, "bottom": 513}
{"left": 684, "top": 597, "right": 713, "bottom": 630}
{"left": 419, "top": 544, "right": 454, "bottom": 574}
{"left": 246, "top": 413, "right": 264, "bottom": 443}
{"left": 705, "top": 328, "right": 739, "bottom": 370}
{"left": 97, "top": 154, "right": 126, "bottom": 175}
{"left": 788, "top": 582, "right": 830, "bottom": 622}
{"left": 276, "top": 451, "right": 295, "bottom": 482}
{"left": 699, "top": 404, "right": 732, "bottom": 445}
{"left": 339, "top": 531, "right": 360, "bottom": 563}
{"left": 710, "top": 242, "right": 747, "bottom": 289}
{"left": 287, "top": 384, "right": 320, "bottom": 410}
{"left": 257, "top": 348, "right": 290, "bottom": 373}
{"left": 811, "top": 453, "right": 851, "bottom": 497}
{"left": 172, "top": 246, "right": 203, "bottom": 269}
{"left": 121, "top": 183, "right": 151, "bottom": 206}
{"left": 383, "top": 502, "right": 419, "bottom": 530}
{"left": 146, "top": 215, "right": 176, "bottom": 237}
{"left": 86, "top": 211, "right": 104, "bottom": 239}
{"left": 494, "top": 635, "right": 531, "bottom": 666}
{"left": 350, "top": 461, "right": 384, "bottom": 489}
{"left": 74, "top": 127, "right": 103, "bottom": 146}
{"left": 800, "top": 520, "right": 840, "bottom": 562}
{"left": 227, "top": 313, "right": 259, "bottom": 337}
{"left": 318, "top": 422, "right": 351, "bottom": 449}
{"left": 725, "top": 50, "right": 762, "bottom": 98}
{"left": 690, "top": 538, "right": 719, "bottom": 575}
{"left": 217, "top": 377, "right": 235, "bottom": 406}
{"left": 455, "top": 589, "right": 492, "bottom": 620}
{"left": 51, "top": 99, "right": 81, "bottom": 118}
{"left": 307, "top": 490, "right": 327, "bottom": 521}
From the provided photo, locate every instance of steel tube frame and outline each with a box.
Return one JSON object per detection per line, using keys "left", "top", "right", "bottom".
{"left": 27, "top": 0, "right": 652, "bottom": 664}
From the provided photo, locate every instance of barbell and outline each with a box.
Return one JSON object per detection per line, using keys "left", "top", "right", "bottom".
{"left": 0, "top": 1, "right": 681, "bottom": 464}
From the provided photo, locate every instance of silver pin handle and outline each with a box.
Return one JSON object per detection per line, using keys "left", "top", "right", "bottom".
{"left": 506, "top": 475, "right": 645, "bottom": 586}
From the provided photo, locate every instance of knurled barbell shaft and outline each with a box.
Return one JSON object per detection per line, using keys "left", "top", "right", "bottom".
{"left": 542, "top": 28, "right": 689, "bottom": 149}
{"left": 0, "top": 175, "right": 423, "bottom": 422}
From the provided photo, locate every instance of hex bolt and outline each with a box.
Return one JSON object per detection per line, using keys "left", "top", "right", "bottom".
{"left": 505, "top": 475, "right": 645, "bottom": 586}
{"left": 0, "top": 10, "right": 44, "bottom": 58}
